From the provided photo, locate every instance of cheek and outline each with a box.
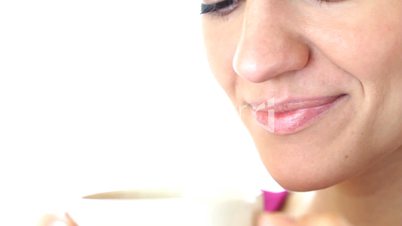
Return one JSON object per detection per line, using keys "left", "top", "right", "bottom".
{"left": 307, "top": 6, "right": 402, "bottom": 133}
{"left": 206, "top": 45, "right": 236, "bottom": 97}
{"left": 304, "top": 7, "right": 402, "bottom": 170}
{"left": 307, "top": 4, "right": 402, "bottom": 86}
{"left": 202, "top": 19, "right": 242, "bottom": 101}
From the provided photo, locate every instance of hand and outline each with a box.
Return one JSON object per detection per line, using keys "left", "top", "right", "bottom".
{"left": 37, "top": 213, "right": 78, "bottom": 226}
{"left": 258, "top": 212, "right": 352, "bottom": 226}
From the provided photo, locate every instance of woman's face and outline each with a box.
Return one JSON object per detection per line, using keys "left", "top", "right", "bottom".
{"left": 202, "top": 0, "right": 402, "bottom": 191}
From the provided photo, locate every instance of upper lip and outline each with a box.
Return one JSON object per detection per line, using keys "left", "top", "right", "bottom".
{"left": 250, "top": 95, "right": 346, "bottom": 113}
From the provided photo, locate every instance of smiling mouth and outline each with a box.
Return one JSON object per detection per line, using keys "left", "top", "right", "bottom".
{"left": 249, "top": 94, "right": 347, "bottom": 135}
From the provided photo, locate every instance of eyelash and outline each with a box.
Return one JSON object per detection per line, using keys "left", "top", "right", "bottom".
{"left": 200, "top": 0, "right": 240, "bottom": 17}
{"left": 200, "top": 0, "right": 337, "bottom": 16}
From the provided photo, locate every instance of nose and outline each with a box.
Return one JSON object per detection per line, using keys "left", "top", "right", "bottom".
{"left": 233, "top": 1, "right": 310, "bottom": 83}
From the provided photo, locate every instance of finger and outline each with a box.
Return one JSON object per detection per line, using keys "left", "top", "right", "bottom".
{"left": 37, "top": 213, "right": 78, "bottom": 226}
{"left": 65, "top": 213, "right": 79, "bottom": 226}
{"left": 258, "top": 213, "right": 297, "bottom": 226}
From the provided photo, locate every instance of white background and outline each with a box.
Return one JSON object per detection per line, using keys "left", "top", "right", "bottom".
{"left": 0, "top": 1, "right": 282, "bottom": 225}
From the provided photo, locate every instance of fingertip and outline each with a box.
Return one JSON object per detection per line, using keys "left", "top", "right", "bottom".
{"left": 37, "top": 213, "right": 77, "bottom": 226}
{"left": 37, "top": 214, "right": 66, "bottom": 226}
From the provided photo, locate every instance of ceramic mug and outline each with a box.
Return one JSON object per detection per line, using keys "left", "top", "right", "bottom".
{"left": 67, "top": 189, "right": 262, "bottom": 226}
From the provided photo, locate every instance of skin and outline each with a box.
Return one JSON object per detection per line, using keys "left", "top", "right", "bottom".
{"left": 37, "top": 213, "right": 77, "bottom": 226}
{"left": 37, "top": 1, "right": 402, "bottom": 226}
{"left": 202, "top": 0, "right": 402, "bottom": 225}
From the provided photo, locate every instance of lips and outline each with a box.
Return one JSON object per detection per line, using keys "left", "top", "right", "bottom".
{"left": 250, "top": 95, "right": 347, "bottom": 135}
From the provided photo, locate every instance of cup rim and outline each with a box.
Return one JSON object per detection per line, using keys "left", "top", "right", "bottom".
{"left": 82, "top": 189, "right": 184, "bottom": 200}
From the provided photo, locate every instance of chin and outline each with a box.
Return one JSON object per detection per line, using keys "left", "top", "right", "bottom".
{"left": 243, "top": 104, "right": 374, "bottom": 192}
{"left": 255, "top": 140, "right": 354, "bottom": 192}
{"left": 270, "top": 170, "right": 340, "bottom": 192}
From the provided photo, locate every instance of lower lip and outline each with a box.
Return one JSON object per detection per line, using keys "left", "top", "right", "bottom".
{"left": 252, "top": 95, "right": 346, "bottom": 135}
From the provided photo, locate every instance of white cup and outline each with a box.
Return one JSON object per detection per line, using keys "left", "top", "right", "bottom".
{"left": 67, "top": 189, "right": 262, "bottom": 226}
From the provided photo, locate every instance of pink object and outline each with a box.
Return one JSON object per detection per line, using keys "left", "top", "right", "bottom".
{"left": 262, "top": 190, "right": 288, "bottom": 212}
